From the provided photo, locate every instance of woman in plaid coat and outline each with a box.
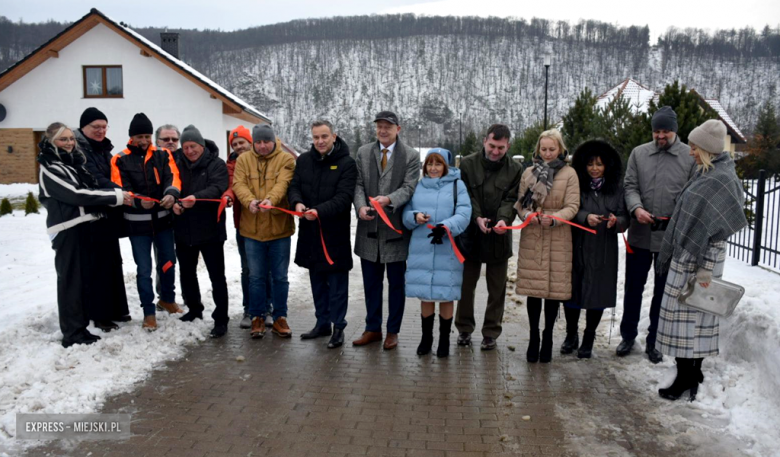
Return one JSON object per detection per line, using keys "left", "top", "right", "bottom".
{"left": 655, "top": 120, "right": 747, "bottom": 402}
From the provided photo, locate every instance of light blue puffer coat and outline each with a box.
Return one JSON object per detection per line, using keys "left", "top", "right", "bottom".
{"left": 402, "top": 165, "right": 472, "bottom": 302}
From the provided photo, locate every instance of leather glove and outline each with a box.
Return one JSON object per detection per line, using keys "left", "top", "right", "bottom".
{"left": 650, "top": 217, "right": 670, "bottom": 232}
{"left": 695, "top": 268, "right": 713, "bottom": 285}
{"left": 428, "top": 224, "right": 446, "bottom": 245}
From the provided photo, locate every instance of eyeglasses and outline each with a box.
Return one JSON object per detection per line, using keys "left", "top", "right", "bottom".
{"left": 87, "top": 124, "right": 108, "bottom": 131}
{"left": 159, "top": 137, "right": 179, "bottom": 143}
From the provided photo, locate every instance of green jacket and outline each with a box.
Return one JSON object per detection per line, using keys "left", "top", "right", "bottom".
{"left": 459, "top": 150, "right": 523, "bottom": 263}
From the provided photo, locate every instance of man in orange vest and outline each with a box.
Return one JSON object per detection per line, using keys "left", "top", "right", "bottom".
{"left": 110, "top": 113, "right": 182, "bottom": 331}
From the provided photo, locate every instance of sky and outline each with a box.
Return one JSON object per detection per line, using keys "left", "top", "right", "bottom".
{"left": 2, "top": 0, "right": 779, "bottom": 42}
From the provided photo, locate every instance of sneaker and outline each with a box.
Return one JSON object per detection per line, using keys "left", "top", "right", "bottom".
{"left": 271, "top": 317, "right": 292, "bottom": 338}
{"left": 142, "top": 315, "right": 158, "bottom": 332}
{"left": 480, "top": 337, "right": 497, "bottom": 351}
{"left": 157, "top": 300, "right": 183, "bottom": 314}
{"left": 457, "top": 332, "right": 472, "bottom": 346}
{"left": 210, "top": 324, "right": 228, "bottom": 338}
{"left": 250, "top": 317, "right": 266, "bottom": 339}
{"left": 94, "top": 320, "right": 119, "bottom": 332}
{"left": 239, "top": 313, "right": 252, "bottom": 329}
{"left": 265, "top": 314, "right": 274, "bottom": 326}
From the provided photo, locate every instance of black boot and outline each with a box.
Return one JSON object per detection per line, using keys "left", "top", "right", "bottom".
{"left": 540, "top": 328, "right": 554, "bottom": 363}
{"left": 561, "top": 306, "right": 580, "bottom": 354}
{"left": 527, "top": 328, "right": 540, "bottom": 363}
{"left": 560, "top": 333, "right": 579, "bottom": 354}
{"left": 577, "top": 330, "right": 596, "bottom": 359}
{"left": 690, "top": 358, "right": 705, "bottom": 401}
{"left": 437, "top": 315, "right": 452, "bottom": 358}
{"left": 659, "top": 358, "right": 697, "bottom": 401}
{"left": 417, "top": 314, "right": 435, "bottom": 356}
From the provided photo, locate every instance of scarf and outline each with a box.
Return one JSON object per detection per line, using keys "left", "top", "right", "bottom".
{"left": 590, "top": 177, "right": 604, "bottom": 191}
{"left": 521, "top": 156, "right": 566, "bottom": 210}
{"left": 37, "top": 139, "right": 100, "bottom": 189}
{"left": 657, "top": 153, "right": 748, "bottom": 273}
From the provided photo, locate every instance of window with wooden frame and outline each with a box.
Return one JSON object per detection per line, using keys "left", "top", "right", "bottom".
{"left": 83, "top": 66, "right": 123, "bottom": 98}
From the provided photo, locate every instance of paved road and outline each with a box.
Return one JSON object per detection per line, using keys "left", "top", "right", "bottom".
{"left": 32, "top": 256, "right": 735, "bottom": 457}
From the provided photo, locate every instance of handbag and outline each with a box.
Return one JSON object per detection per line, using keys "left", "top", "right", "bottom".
{"left": 679, "top": 276, "right": 745, "bottom": 318}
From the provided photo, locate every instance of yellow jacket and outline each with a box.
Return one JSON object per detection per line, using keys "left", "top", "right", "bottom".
{"left": 232, "top": 139, "right": 296, "bottom": 242}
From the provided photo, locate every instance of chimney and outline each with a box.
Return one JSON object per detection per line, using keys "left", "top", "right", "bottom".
{"left": 160, "top": 32, "right": 180, "bottom": 59}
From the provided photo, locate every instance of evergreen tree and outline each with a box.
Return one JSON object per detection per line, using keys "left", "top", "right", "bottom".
{"left": 591, "top": 94, "right": 650, "bottom": 166}
{"left": 739, "top": 100, "right": 780, "bottom": 178}
{"left": 461, "top": 131, "right": 480, "bottom": 156}
{"left": 24, "top": 192, "right": 39, "bottom": 215}
{"left": 645, "top": 80, "right": 718, "bottom": 143}
{"left": 0, "top": 198, "right": 12, "bottom": 216}
{"left": 561, "top": 88, "right": 598, "bottom": 150}
{"left": 510, "top": 121, "right": 545, "bottom": 163}
{"left": 352, "top": 127, "right": 363, "bottom": 152}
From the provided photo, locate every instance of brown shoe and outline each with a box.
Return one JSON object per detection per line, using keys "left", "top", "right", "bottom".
{"left": 353, "top": 331, "right": 383, "bottom": 346}
{"left": 383, "top": 333, "right": 399, "bottom": 350}
{"left": 142, "top": 315, "right": 158, "bottom": 332}
{"left": 272, "top": 317, "right": 292, "bottom": 338}
{"left": 250, "top": 317, "right": 266, "bottom": 339}
{"left": 157, "top": 300, "right": 183, "bottom": 314}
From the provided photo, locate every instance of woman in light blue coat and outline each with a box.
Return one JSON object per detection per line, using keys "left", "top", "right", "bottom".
{"left": 403, "top": 149, "right": 472, "bottom": 358}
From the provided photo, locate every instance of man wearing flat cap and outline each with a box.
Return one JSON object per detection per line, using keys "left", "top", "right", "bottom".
{"left": 618, "top": 106, "right": 696, "bottom": 363}
{"left": 352, "top": 111, "right": 420, "bottom": 350}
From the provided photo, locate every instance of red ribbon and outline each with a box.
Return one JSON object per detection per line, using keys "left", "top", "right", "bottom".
{"left": 369, "top": 197, "right": 402, "bottom": 234}
{"left": 130, "top": 194, "right": 229, "bottom": 221}
{"left": 426, "top": 224, "right": 465, "bottom": 264}
{"left": 258, "top": 204, "right": 334, "bottom": 266}
{"left": 505, "top": 212, "right": 597, "bottom": 235}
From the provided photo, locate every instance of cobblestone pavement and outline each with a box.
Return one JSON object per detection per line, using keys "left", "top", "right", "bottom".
{"left": 32, "top": 261, "right": 738, "bottom": 457}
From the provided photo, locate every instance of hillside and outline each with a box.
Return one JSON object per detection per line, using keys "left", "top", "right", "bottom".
{"left": 1, "top": 14, "right": 778, "bottom": 150}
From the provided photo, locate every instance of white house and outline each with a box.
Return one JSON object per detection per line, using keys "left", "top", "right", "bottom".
{"left": 596, "top": 78, "right": 747, "bottom": 154}
{"left": 0, "top": 8, "right": 271, "bottom": 184}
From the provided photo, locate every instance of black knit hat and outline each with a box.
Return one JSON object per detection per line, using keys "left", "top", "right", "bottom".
{"left": 651, "top": 106, "right": 678, "bottom": 133}
{"left": 128, "top": 113, "right": 153, "bottom": 136}
{"left": 79, "top": 107, "right": 107, "bottom": 129}
{"left": 180, "top": 125, "right": 205, "bottom": 147}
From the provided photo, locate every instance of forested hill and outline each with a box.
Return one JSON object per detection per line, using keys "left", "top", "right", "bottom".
{"left": 2, "top": 14, "right": 779, "bottom": 149}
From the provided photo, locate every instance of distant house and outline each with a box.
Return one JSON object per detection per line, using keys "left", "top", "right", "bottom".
{"left": 0, "top": 8, "right": 271, "bottom": 184}
{"left": 596, "top": 78, "right": 747, "bottom": 154}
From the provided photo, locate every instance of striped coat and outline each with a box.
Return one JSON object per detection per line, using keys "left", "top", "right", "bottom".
{"left": 657, "top": 240, "right": 725, "bottom": 358}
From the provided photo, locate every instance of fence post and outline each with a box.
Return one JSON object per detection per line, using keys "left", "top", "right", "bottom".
{"left": 752, "top": 169, "right": 766, "bottom": 266}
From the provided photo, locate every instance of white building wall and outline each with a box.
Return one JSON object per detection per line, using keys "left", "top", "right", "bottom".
{"left": 0, "top": 23, "right": 252, "bottom": 159}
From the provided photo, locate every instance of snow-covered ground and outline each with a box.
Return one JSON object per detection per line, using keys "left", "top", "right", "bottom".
{"left": 0, "top": 183, "right": 309, "bottom": 456}
{"left": 508, "top": 242, "right": 780, "bottom": 457}
{"left": 2, "top": 182, "right": 780, "bottom": 456}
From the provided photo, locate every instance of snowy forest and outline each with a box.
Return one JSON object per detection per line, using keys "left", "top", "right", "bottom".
{"left": 1, "top": 14, "right": 779, "bottom": 150}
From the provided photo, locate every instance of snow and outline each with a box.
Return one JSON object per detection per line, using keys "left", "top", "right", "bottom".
{"left": 2, "top": 184, "right": 779, "bottom": 456}
{"left": 0, "top": 184, "right": 308, "bottom": 455}
{"left": 596, "top": 78, "right": 657, "bottom": 114}
{"left": 534, "top": 244, "right": 780, "bottom": 457}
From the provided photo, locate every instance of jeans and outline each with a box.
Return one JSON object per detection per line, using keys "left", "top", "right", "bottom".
{"left": 245, "top": 236, "right": 290, "bottom": 319}
{"left": 129, "top": 229, "right": 176, "bottom": 316}
{"left": 620, "top": 245, "right": 668, "bottom": 347}
{"left": 237, "top": 230, "right": 273, "bottom": 314}
{"left": 177, "top": 240, "right": 229, "bottom": 326}
{"left": 310, "top": 269, "right": 349, "bottom": 330}
{"left": 361, "top": 258, "right": 406, "bottom": 334}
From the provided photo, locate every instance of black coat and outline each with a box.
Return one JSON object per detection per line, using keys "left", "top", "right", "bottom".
{"left": 570, "top": 140, "right": 628, "bottom": 309}
{"left": 288, "top": 137, "right": 357, "bottom": 272}
{"left": 173, "top": 141, "right": 228, "bottom": 246}
{"left": 110, "top": 141, "right": 181, "bottom": 236}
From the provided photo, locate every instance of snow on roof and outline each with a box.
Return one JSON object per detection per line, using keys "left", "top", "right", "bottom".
{"left": 596, "top": 78, "right": 656, "bottom": 114}
{"left": 702, "top": 98, "right": 746, "bottom": 143}
{"left": 102, "top": 11, "right": 270, "bottom": 124}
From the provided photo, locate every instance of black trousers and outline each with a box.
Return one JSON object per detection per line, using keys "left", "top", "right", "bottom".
{"left": 53, "top": 224, "right": 91, "bottom": 341}
{"left": 310, "top": 269, "right": 349, "bottom": 330}
{"left": 84, "top": 218, "right": 129, "bottom": 321}
{"left": 361, "top": 258, "right": 406, "bottom": 334}
{"left": 620, "top": 245, "right": 668, "bottom": 346}
{"left": 176, "top": 240, "right": 229, "bottom": 326}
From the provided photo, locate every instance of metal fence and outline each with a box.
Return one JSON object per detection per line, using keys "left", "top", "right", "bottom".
{"left": 728, "top": 170, "right": 780, "bottom": 271}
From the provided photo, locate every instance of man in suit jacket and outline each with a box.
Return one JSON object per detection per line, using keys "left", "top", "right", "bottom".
{"left": 352, "top": 111, "right": 420, "bottom": 350}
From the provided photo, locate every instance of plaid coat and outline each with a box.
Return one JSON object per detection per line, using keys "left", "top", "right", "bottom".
{"left": 657, "top": 240, "right": 725, "bottom": 358}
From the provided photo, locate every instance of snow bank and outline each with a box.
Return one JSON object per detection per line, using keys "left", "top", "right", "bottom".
{"left": 0, "top": 183, "right": 38, "bottom": 199}
{"left": 0, "top": 199, "right": 308, "bottom": 455}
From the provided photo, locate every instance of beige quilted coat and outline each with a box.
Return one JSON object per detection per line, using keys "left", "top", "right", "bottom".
{"left": 514, "top": 165, "right": 580, "bottom": 300}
